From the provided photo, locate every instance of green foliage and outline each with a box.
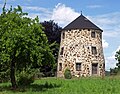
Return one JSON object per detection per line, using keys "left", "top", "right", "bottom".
{"left": 110, "top": 68, "right": 118, "bottom": 75}
{"left": 41, "top": 20, "right": 62, "bottom": 44}
{"left": 115, "top": 50, "right": 120, "bottom": 69}
{"left": 41, "top": 20, "right": 62, "bottom": 76}
{"left": 0, "top": 69, "right": 10, "bottom": 83}
{"left": 64, "top": 68, "right": 72, "bottom": 79}
{"left": 0, "top": 61, "right": 10, "bottom": 83}
{"left": 0, "top": 5, "right": 55, "bottom": 87}
{"left": 111, "top": 49, "right": 120, "bottom": 75}
{"left": 17, "top": 68, "right": 35, "bottom": 86}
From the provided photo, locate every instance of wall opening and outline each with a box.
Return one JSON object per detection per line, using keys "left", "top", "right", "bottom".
{"left": 91, "top": 31, "right": 96, "bottom": 38}
{"left": 92, "top": 63, "right": 98, "bottom": 75}
{"left": 59, "top": 63, "right": 62, "bottom": 71}
{"left": 76, "top": 63, "right": 81, "bottom": 71}
{"left": 60, "top": 47, "right": 64, "bottom": 55}
{"left": 92, "top": 46, "right": 97, "bottom": 55}
{"left": 62, "top": 32, "right": 65, "bottom": 39}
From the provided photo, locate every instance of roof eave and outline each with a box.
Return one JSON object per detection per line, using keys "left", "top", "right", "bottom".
{"left": 62, "top": 28, "right": 103, "bottom": 32}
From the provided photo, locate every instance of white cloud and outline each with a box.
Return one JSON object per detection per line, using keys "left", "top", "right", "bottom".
{"left": 105, "top": 56, "right": 116, "bottom": 71}
{"left": 20, "top": 3, "right": 80, "bottom": 25}
{"left": 51, "top": 3, "right": 80, "bottom": 26}
{"left": 0, "top": 4, "right": 3, "bottom": 8}
{"left": 103, "top": 31, "right": 119, "bottom": 38}
{"left": 88, "top": 12, "right": 120, "bottom": 38}
{"left": 115, "top": 46, "right": 120, "bottom": 52}
{"left": 87, "top": 5, "right": 102, "bottom": 9}
{"left": 22, "top": 6, "right": 51, "bottom": 14}
{"left": 105, "top": 46, "right": 120, "bottom": 71}
{"left": 27, "top": 13, "right": 51, "bottom": 21}
{"left": 102, "top": 39, "right": 109, "bottom": 48}
{"left": 89, "top": 12, "right": 120, "bottom": 26}
{"left": 21, "top": 6, "right": 52, "bottom": 22}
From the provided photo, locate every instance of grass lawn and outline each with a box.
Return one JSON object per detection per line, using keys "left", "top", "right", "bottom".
{"left": 0, "top": 77, "right": 120, "bottom": 94}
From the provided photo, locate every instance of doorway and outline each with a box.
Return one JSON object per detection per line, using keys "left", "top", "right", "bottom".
{"left": 92, "top": 63, "right": 98, "bottom": 75}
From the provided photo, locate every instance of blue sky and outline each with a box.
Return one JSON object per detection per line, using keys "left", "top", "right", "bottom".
{"left": 0, "top": 0, "right": 120, "bottom": 71}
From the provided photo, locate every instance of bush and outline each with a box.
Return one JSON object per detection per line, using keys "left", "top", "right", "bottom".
{"left": 17, "top": 69, "right": 35, "bottom": 86}
{"left": 0, "top": 70, "right": 10, "bottom": 83}
{"left": 34, "top": 72, "right": 44, "bottom": 79}
{"left": 64, "top": 68, "right": 72, "bottom": 79}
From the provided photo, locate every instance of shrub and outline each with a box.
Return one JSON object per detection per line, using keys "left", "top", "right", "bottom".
{"left": 17, "top": 69, "right": 35, "bottom": 86}
{"left": 0, "top": 70, "right": 10, "bottom": 83}
{"left": 64, "top": 68, "right": 72, "bottom": 79}
{"left": 34, "top": 72, "right": 44, "bottom": 79}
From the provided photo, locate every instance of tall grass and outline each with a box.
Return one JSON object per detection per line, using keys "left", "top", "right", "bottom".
{"left": 0, "top": 77, "right": 120, "bottom": 94}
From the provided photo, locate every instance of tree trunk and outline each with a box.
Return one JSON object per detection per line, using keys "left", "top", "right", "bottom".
{"left": 10, "top": 59, "right": 17, "bottom": 89}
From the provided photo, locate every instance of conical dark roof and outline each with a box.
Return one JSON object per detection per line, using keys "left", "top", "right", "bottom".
{"left": 63, "top": 14, "right": 103, "bottom": 31}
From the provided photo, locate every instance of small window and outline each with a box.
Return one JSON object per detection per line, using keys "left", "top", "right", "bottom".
{"left": 60, "top": 47, "right": 64, "bottom": 55}
{"left": 92, "top": 63, "right": 98, "bottom": 74}
{"left": 92, "top": 47, "right": 97, "bottom": 54}
{"left": 91, "top": 31, "right": 95, "bottom": 38}
{"left": 59, "top": 63, "right": 62, "bottom": 71}
{"left": 62, "top": 32, "right": 65, "bottom": 39}
{"left": 76, "top": 63, "right": 81, "bottom": 71}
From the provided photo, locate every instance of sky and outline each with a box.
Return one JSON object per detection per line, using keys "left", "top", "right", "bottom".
{"left": 0, "top": 0, "right": 120, "bottom": 71}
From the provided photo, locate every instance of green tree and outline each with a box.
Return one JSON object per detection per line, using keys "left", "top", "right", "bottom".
{"left": 115, "top": 50, "right": 120, "bottom": 68}
{"left": 0, "top": 5, "right": 54, "bottom": 89}
{"left": 41, "top": 20, "right": 62, "bottom": 76}
{"left": 115, "top": 50, "right": 120, "bottom": 71}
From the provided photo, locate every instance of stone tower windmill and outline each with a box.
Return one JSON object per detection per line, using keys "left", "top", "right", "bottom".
{"left": 57, "top": 14, "right": 105, "bottom": 77}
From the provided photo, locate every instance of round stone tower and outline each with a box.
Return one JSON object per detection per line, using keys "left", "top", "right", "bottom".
{"left": 57, "top": 14, "right": 105, "bottom": 77}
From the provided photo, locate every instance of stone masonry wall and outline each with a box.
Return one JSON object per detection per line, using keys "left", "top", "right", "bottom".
{"left": 57, "top": 29, "right": 105, "bottom": 77}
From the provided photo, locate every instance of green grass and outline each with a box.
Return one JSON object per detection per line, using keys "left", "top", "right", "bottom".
{"left": 0, "top": 77, "right": 120, "bottom": 94}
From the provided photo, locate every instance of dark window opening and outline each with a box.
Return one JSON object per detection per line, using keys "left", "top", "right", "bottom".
{"left": 100, "top": 33, "right": 102, "bottom": 39}
{"left": 62, "top": 32, "right": 65, "bottom": 39}
{"left": 76, "top": 63, "right": 81, "bottom": 71}
{"left": 59, "top": 63, "right": 62, "bottom": 71}
{"left": 91, "top": 31, "right": 95, "bottom": 38}
{"left": 60, "top": 47, "right": 64, "bottom": 55}
{"left": 92, "top": 47, "right": 97, "bottom": 54}
{"left": 88, "top": 29, "right": 90, "bottom": 31}
{"left": 92, "top": 63, "right": 98, "bottom": 74}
